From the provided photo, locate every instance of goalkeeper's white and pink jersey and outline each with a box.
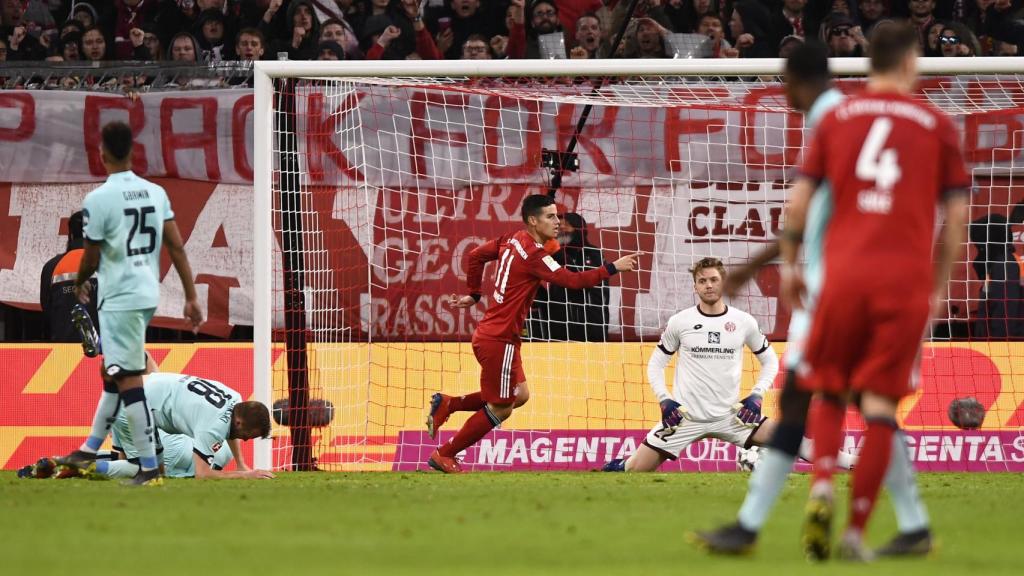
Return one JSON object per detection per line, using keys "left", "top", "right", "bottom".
{"left": 648, "top": 305, "right": 778, "bottom": 421}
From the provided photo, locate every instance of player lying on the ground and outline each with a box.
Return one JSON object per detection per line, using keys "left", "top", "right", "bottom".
{"left": 93, "top": 403, "right": 272, "bottom": 480}
{"left": 601, "top": 257, "right": 855, "bottom": 473}
{"left": 692, "top": 41, "right": 933, "bottom": 559}
{"left": 61, "top": 354, "right": 275, "bottom": 480}
{"left": 19, "top": 432, "right": 234, "bottom": 480}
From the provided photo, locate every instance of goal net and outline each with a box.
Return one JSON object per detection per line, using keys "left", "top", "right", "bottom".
{"left": 253, "top": 59, "right": 1024, "bottom": 473}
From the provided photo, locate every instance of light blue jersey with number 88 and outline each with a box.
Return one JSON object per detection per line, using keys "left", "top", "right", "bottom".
{"left": 82, "top": 170, "right": 174, "bottom": 311}
{"left": 142, "top": 372, "right": 240, "bottom": 465}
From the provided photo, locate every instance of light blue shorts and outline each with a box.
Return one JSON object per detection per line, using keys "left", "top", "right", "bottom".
{"left": 98, "top": 308, "right": 155, "bottom": 377}
{"left": 111, "top": 420, "right": 195, "bottom": 478}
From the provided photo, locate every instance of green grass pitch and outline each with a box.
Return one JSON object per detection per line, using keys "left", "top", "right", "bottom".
{"left": 1, "top": 472, "right": 1018, "bottom": 575}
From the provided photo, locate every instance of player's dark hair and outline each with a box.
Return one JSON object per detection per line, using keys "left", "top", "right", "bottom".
{"left": 869, "top": 22, "right": 919, "bottom": 73}
{"left": 101, "top": 121, "right": 133, "bottom": 162}
{"left": 689, "top": 257, "right": 727, "bottom": 281}
{"left": 234, "top": 401, "right": 272, "bottom": 439}
{"left": 521, "top": 194, "right": 555, "bottom": 224}
{"left": 784, "top": 40, "right": 830, "bottom": 87}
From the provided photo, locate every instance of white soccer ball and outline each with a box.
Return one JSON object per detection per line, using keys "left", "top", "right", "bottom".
{"left": 736, "top": 446, "right": 761, "bottom": 472}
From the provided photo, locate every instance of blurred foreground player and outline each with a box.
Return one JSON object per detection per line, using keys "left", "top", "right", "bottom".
{"left": 789, "top": 25, "right": 969, "bottom": 561}
{"left": 694, "top": 41, "right": 934, "bottom": 559}
{"left": 57, "top": 122, "right": 204, "bottom": 486}
{"left": 425, "top": 194, "right": 640, "bottom": 472}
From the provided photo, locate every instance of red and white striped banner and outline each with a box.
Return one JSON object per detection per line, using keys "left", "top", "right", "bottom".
{"left": 2, "top": 86, "right": 1022, "bottom": 335}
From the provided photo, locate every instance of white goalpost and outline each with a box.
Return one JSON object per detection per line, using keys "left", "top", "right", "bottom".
{"left": 253, "top": 57, "right": 1024, "bottom": 473}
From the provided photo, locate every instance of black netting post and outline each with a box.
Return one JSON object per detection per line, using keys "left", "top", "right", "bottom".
{"left": 276, "top": 78, "right": 314, "bottom": 471}
{"left": 547, "top": 0, "right": 643, "bottom": 197}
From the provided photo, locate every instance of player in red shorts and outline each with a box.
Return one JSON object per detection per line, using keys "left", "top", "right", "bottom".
{"left": 780, "top": 23, "right": 970, "bottom": 561}
{"left": 425, "top": 194, "right": 639, "bottom": 473}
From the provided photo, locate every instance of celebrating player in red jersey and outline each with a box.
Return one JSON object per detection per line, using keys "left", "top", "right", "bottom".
{"left": 425, "top": 194, "right": 640, "bottom": 473}
{"left": 781, "top": 24, "right": 970, "bottom": 561}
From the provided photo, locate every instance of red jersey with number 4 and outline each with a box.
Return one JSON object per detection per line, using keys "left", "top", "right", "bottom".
{"left": 466, "top": 229, "right": 612, "bottom": 343}
{"left": 800, "top": 91, "right": 970, "bottom": 292}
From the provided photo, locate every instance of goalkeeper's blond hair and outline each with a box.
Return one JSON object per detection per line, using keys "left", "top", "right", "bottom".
{"left": 689, "top": 257, "right": 727, "bottom": 281}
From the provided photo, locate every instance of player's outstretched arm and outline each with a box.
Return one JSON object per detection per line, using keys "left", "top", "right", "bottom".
{"left": 448, "top": 294, "right": 478, "bottom": 308}
{"left": 163, "top": 220, "right": 204, "bottom": 332}
{"left": 612, "top": 253, "right": 641, "bottom": 272}
{"left": 932, "top": 193, "right": 969, "bottom": 317}
{"left": 191, "top": 453, "right": 274, "bottom": 479}
{"left": 724, "top": 242, "right": 780, "bottom": 297}
{"left": 532, "top": 252, "right": 641, "bottom": 290}
{"left": 780, "top": 177, "right": 816, "bottom": 309}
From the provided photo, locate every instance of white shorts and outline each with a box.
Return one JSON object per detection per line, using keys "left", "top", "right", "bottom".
{"left": 643, "top": 412, "right": 763, "bottom": 460}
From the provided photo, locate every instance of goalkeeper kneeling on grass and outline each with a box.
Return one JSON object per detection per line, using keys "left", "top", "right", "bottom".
{"left": 603, "top": 258, "right": 856, "bottom": 472}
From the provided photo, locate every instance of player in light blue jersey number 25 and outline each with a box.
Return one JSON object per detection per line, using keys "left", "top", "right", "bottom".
{"left": 58, "top": 121, "right": 204, "bottom": 486}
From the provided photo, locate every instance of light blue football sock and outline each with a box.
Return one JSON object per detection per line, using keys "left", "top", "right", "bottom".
{"left": 885, "top": 431, "right": 930, "bottom": 533}
{"left": 737, "top": 448, "right": 798, "bottom": 531}
{"left": 80, "top": 390, "right": 120, "bottom": 453}
{"left": 95, "top": 460, "right": 139, "bottom": 479}
{"left": 121, "top": 388, "right": 158, "bottom": 472}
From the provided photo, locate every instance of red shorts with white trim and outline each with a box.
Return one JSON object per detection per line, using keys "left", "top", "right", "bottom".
{"left": 472, "top": 335, "right": 524, "bottom": 404}
{"left": 799, "top": 284, "right": 929, "bottom": 400}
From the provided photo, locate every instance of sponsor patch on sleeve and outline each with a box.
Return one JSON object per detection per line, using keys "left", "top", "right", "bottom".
{"left": 542, "top": 255, "right": 561, "bottom": 271}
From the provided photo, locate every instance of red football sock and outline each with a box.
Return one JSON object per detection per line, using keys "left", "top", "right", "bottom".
{"left": 448, "top": 392, "right": 485, "bottom": 413}
{"left": 810, "top": 397, "right": 846, "bottom": 487}
{"left": 849, "top": 419, "right": 896, "bottom": 532}
{"left": 438, "top": 408, "right": 498, "bottom": 457}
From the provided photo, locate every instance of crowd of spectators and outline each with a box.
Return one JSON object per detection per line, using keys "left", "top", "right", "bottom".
{"left": 1, "top": 0, "right": 1022, "bottom": 67}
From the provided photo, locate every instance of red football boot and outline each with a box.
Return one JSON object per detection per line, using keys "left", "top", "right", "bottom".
{"left": 426, "top": 393, "right": 453, "bottom": 440}
{"left": 427, "top": 448, "right": 463, "bottom": 474}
